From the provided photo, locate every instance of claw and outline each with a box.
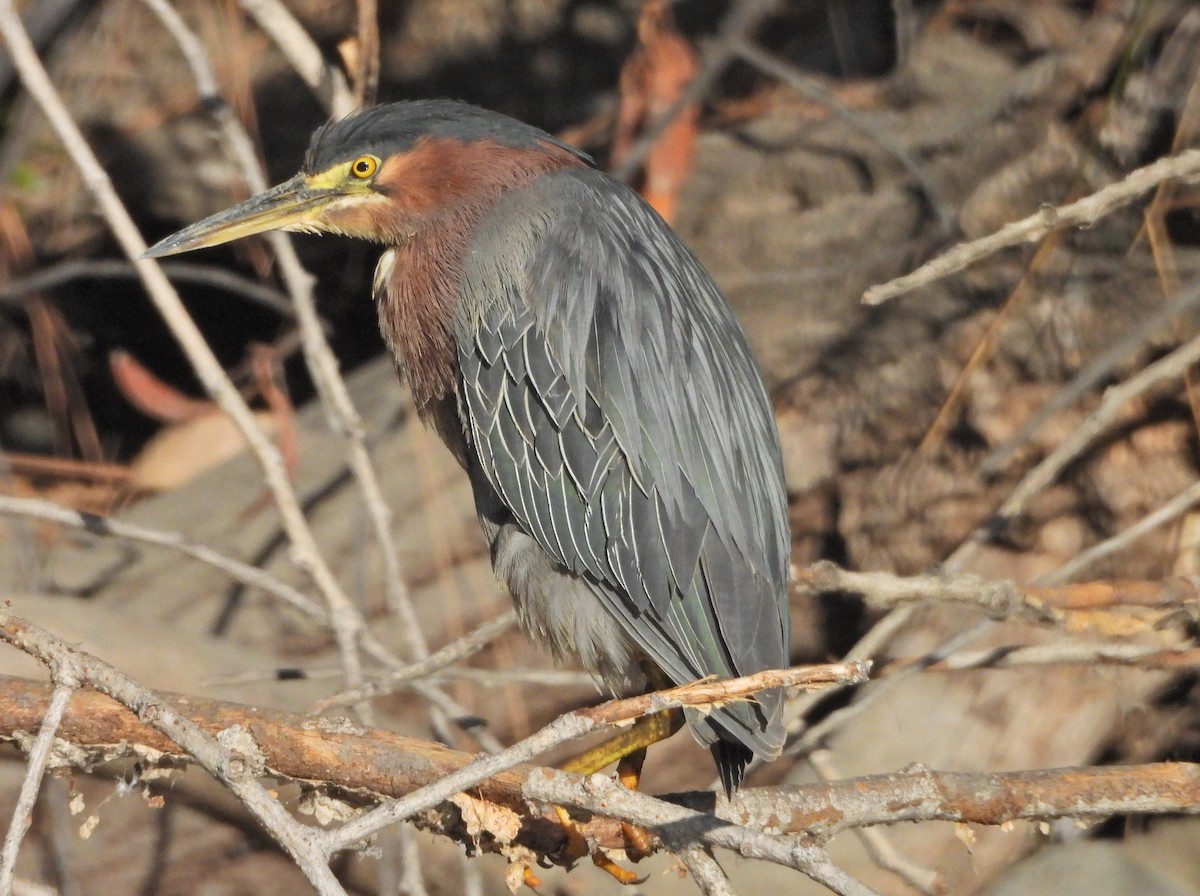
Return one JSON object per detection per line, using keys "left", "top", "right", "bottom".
{"left": 591, "top": 850, "right": 648, "bottom": 885}
{"left": 620, "top": 821, "right": 655, "bottom": 861}
{"left": 542, "top": 707, "right": 685, "bottom": 885}
{"left": 520, "top": 865, "right": 543, "bottom": 891}
{"left": 553, "top": 805, "right": 591, "bottom": 859}
{"left": 551, "top": 804, "right": 647, "bottom": 884}
{"left": 615, "top": 751, "right": 655, "bottom": 860}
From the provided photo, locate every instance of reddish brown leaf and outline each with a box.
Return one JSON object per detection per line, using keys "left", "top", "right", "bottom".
{"left": 109, "top": 349, "right": 214, "bottom": 424}
{"left": 612, "top": 0, "right": 700, "bottom": 224}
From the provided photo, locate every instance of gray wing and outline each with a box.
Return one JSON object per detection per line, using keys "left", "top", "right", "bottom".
{"left": 456, "top": 168, "right": 790, "bottom": 761}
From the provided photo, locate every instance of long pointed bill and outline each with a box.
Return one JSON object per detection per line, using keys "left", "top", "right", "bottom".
{"left": 141, "top": 174, "right": 336, "bottom": 258}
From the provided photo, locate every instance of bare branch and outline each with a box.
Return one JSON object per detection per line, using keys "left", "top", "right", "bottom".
{"left": 325, "top": 661, "right": 868, "bottom": 852}
{"left": 947, "top": 284, "right": 1200, "bottom": 572}
{"left": 144, "top": 0, "right": 422, "bottom": 670}
{"left": 1043, "top": 478, "right": 1200, "bottom": 585}
{"left": 237, "top": 0, "right": 355, "bottom": 117}
{"left": 808, "top": 750, "right": 941, "bottom": 895}
{"left": 315, "top": 611, "right": 517, "bottom": 711}
{"left": 0, "top": 495, "right": 325, "bottom": 622}
{"left": 0, "top": 258, "right": 304, "bottom": 322}
{"left": 712, "top": 763, "right": 1200, "bottom": 838}
{"left": 0, "top": 684, "right": 74, "bottom": 896}
{"left": 0, "top": 613, "right": 347, "bottom": 895}
{"left": 679, "top": 846, "right": 738, "bottom": 896}
{"left": 799, "top": 561, "right": 1200, "bottom": 630}
{"left": 864, "top": 147, "right": 1200, "bottom": 304}
{"left": 6, "top": 674, "right": 1200, "bottom": 876}
{"left": 913, "top": 640, "right": 1200, "bottom": 673}
{"left": 351, "top": 0, "right": 379, "bottom": 107}
{"left": 522, "top": 770, "right": 884, "bottom": 896}
{"left": 981, "top": 272, "right": 1200, "bottom": 476}
{"left": 890, "top": 0, "right": 917, "bottom": 68}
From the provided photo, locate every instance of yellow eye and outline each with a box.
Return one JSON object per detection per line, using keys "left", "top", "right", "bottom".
{"left": 350, "top": 155, "right": 379, "bottom": 179}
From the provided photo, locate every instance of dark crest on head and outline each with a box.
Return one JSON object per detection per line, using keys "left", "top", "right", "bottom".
{"left": 303, "top": 100, "right": 594, "bottom": 174}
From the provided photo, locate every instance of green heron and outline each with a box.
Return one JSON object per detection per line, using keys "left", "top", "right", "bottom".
{"left": 144, "top": 100, "right": 790, "bottom": 796}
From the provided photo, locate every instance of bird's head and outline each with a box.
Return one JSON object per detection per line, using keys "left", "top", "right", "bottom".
{"left": 142, "top": 100, "right": 591, "bottom": 258}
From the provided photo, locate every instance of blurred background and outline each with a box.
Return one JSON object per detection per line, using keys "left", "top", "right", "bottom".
{"left": 4, "top": 1, "right": 1200, "bottom": 894}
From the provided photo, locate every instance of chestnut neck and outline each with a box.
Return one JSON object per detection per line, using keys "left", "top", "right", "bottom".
{"left": 373, "top": 137, "right": 585, "bottom": 414}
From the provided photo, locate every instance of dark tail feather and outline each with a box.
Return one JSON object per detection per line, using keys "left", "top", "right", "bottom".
{"left": 712, "top": 740, "right": 753, "bottom": 796}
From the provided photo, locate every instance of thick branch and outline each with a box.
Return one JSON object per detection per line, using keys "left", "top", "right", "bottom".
{"left": 4, "top": 677, "right": 1199, "bottom": 852}
{"left": 710, "top": 763, "right": 1200, "bottom": 838}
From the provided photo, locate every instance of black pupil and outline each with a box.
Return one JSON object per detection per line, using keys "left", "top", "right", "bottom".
{"left": 356, "top": 160, "right": 370, "bottom": 174}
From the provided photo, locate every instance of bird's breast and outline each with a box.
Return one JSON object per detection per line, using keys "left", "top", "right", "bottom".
{"left": 372, "top": 236, "right": 463, "bottom": 418}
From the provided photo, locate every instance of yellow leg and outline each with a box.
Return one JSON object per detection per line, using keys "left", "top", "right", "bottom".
{"left": 561, "top": 708, "right": 684, "bottom": 775}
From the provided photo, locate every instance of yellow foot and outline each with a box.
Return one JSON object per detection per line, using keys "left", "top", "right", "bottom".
{"left": 537, "top": 705, "right": 684, "bottom": 886}
{"left": 551, "top": 805, "right": 648, "bottom": 886}
{"left": 619, "top": 821, "right": 655, "bottom": 861}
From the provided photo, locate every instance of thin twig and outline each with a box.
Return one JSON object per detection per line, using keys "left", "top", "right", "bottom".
{"left": 208, "top": 663, "right": 595, "bottom": 690}
{"left": 394, "top": 825, "right": 428, "bottom": 896}
{"left": 139, "top": 0, "right": 386, "bottom": 708}
{"left": 679, "top": 847, "right": 738, "bottom": 896}
{"left": 0, "top": 684, "right": 75, "bottom": 896}
{"left": 948, "top": 281, "right": 1200, "bottom": 571}
{"left": 790, "top": 841, "right": 883, "bottom": 896}
{"left": 0, "top": 258, "right": 302, "bottom": 322}
{"left": 314, "top": 611, "right": 518, "bottom": 710}
{"left": 460, "top": 850, "right": 483, "bottom": 896}
{"left": 920, "top": 231, "right": 1065, "bottom": 454}
{"left": 890, "top": 0, "right": 917, "bottom": 68}
{"left": 785, "top": 619, "right": 991, "bottom": 759}
{"left": 798, "top": 561, "right": 1200, "bottom": 624}
{"left": 864, "top": 147, "right": 1200, "bottom": 304}
{"left": 39, "top": 778, "right": 80, "bottom": 896}
{"left": 1043, "top": 478, "right": 1200, "bottom": 585}
{"left": 352, "top": 0, "right": 379, "bottom": 107}
{"left": 0, "top": 495, "right": 325, "bottom": 622}
{"left": 909, "top": 640, "right": 1200, "bottom": 673}
{"left": 982, "top": 271, "right": 1200, "bottom": 475}
{"left": 237, "top": 0, "right": 355, "bottom": 117}
{"left": 782, "top": 603, "right": 917, "bottom": 743}
{"left": 144, "top": 0, "right": 422, "bottom": 667}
